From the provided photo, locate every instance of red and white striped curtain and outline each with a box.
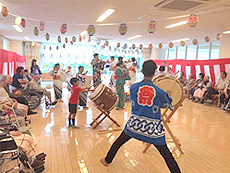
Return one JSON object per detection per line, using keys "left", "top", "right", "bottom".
{"left": 152, "top": 59, "right": 230, "bottom": 84}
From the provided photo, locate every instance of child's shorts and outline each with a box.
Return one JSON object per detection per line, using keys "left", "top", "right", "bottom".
{"left": 69, "top": 104, "right": 78, "bottom": 114}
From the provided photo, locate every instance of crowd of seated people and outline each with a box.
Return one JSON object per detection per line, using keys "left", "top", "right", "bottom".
{"left": 0, "top": 71, "right": 47, "bottom": 171}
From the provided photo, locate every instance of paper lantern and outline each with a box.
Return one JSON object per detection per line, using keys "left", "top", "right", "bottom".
{"left": 205, "top": 36, "right": 210, "bottom": 42}
{"left": 45, "top": 33, "right": 50, "bottom": 41}
{"left": 149, "top": 44, "right": 153, "bottom": 49}
{"left": 159, "top": 43, "right": 163, "bottom": 49}
{"left": 114, "top": 48, "right": 117, "bottom": 51}
{"left": 96, "top": 39, "right": 101, "bottom": 45}
{"left": 65, "top": 37, "right": 68, "bottom": 43}
{"left": 49, "top": 46, "right": 52, "bottom": 50}
{"left": 57, "top": 36, "right": 61, "bottom": 43}
{"left": 123, "top": 43, "right": 128, "bottom": 49}
{"left": 169, "top": 42, "right": 174, "bottom": 48}
{"left": 72, "top": 36, "right": 76, "bottom": 42}
{"left": 117, "top": 43, "right": 120, "bottom": 48}
{"left": 87, "top": 25, "right": 95, "bottom": 36}
{"left": 132, "top": 44, "right": 136, "bottom": 49}
{"left": 34, "top": 27, "right": 39, "bottom": 36}
{"left": 43, "top": 45, "right": 46, "bottom": 49}
{"left": 187, "top": 14, "right": 199, "bottom": 28}
{"left": 60, "top": 23, "right": 67, "bottom": 34}
{"left": 79, "top": 35, "right": 82, "bottom": 42}
{"left": 15, "top": 17, "right": 22, "bottom": 25}
{"left": 216, "top": 33, "right": 222, "bottom": 40}
{"left": 180, "top": 41, "right": 185, "bottom": 46}
{"left": 21, "top": 19, "right": 26, "bottom": 28}
{"left": 1, "top": 6, "right": 8, "bottom": 17}
{"left": 118, "top": 23, "right": 128, "bottom": 35}
{"left": 192, "top": 39, "right": 198, "bottom": 45}
{"left": 70, "top": 41, "right": 73, "bottom": 45}
{"left": 139, "top": 44, "right": 143, "bottom": 49}
{"left": 39, "top": 21, "right": 45, "bottom": 31}
{"left": 148, "top": 21, "right": 156, "bottom": 34}
{"left": 105, "top": 41, "right": 109, "bottom": 46}
{"left": 56, "top": 46, "right": 59, "bottom": 50}
{"left": 63, "top": 44, "right": 66, "bottom": 48}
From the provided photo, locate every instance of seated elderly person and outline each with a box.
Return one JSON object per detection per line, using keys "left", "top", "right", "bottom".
{"left": 4, "top": 75, "right": 37, "bottom": 115}
{"left": 184, "top": 74, "right": 195, "bottom": 89}
{"left": 204, "top": 71, "right": 229, "bottom": 105}
{"left": 30, "top": 75, "right": 57, "bottom": 106}
{"left": 219, "top": 84, "right": 230, "bottom": 110}
{"left": 0, "top": 75, "right": 28, "bottom": 117}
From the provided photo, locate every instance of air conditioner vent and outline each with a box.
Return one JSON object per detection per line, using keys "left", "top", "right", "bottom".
{"left": 161, "top": 0, "right": 203, "bottom": 11}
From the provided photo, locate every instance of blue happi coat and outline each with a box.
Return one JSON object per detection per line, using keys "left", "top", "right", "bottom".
{"left": 124, "top": 79, "right": 172, "bottom": 145}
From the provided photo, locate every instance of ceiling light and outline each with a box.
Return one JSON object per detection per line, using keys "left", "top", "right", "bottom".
{"left": 165, "top": 20, "right": 187, "bottom": 29}
{"left": 0, "top": 4, "right": 2, "bottom": 12}
{"left": 171, "top": 38, "right": 190, "bottom": 43}
{"left": 223, "top": 30, "right": 230, "bottom": 34}
{"left": 127, "top": 35, "right": 142, "bottom": 40}
{"left": 24, "top": 36, "right": 31, "bottom": 41}
{"left": 13, "top": 25, "right": 23, "bottom": 32}
{"left": 80, "top": 30, "right": 87, "bottom": 36}
{"left": 96, "top": 9, "right": 115, "bottom": 22}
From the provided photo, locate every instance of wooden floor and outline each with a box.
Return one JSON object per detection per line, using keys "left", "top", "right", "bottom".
{"left": 5, "top": 88, "right": 230, "bottom": 173}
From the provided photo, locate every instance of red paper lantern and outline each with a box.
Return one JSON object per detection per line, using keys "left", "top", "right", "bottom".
{"left": 60, "top": 23, "right": 67, "bottom": 34}
{"left": 118, "top": 23, "right": 128, "bottom": 35}
{"left": 79, "top": 35, "right": 82, "bottom": 42}
{"left": 192, "top": 39, "right": 198, "bottom": 45}
{"left": 70, "top": 41, "right": 73, "bottom": 45}
{"left": 148, "top": 21, "right": 156, "bottom": 34}
{"left": 149, "top": 44, "right": 153, "bottom": 49}
{"left": 117, "top": 43, "right": 120, "bottom": 48}
{"left": 39, "top": 21, "right": 45, "bottom": 31}
{"left": 187, "top": 14, "right": 199, "bottom": 28}
{"left": 169, "top": 42, "right": 174, "bottom": 48}
{"left": 21, "top": 19, "right": 26, "bottom": 28}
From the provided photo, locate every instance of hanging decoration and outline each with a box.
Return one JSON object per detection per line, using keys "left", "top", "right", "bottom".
{"left": 96, "top": 39, "right": 101, "bottom": 45}
{"left": 158, "top": 43, "right": 163, "bottom": 49}
{"left": 60, "top": 23, "right": 67, "bottom": 34}
{"left": 139, "top": 44, "right": 143, "bottom": 49}
{"left": 45, "top": 33, "right": 50, "bottom": 41}
{"left": 132, "top": 44, "right": 136, "bottom": 49}
{"left": 114, "top": 48, "right": 117, "bottom": 52}
{"left": 169, "top": 42, "right": 174, "bottom": 48}
{"left": 216, "top": 33, "right": 222, "bottom": 40}
{"left": 149, "top": 44, "right": 153, "bottom": 49}
{"left": 118, "top": 23, "right": 128, "bottom": 35}
{"left": 34, "top": 27, "right": 39, "bottom": 36}
{"left": 39, "top": 21, "right": 45, "bottom": 31}
{"left": 72, "top": 36, "right": 76, "bottom": 42}
{"left": 180, "top": 41, "right": 185, "bottom": 46}
{"left": 192, "top": 39, "right": 198, "bottom": 45}
{"left": 63, "top": 44, "right": 66, "bottom": 48}
{"left": 43, "top": 45, "right": 46, "bottom": 49}
{"left": 148, "top": 21, "right": 156, "bottom": 34}
{"left": 21, "top": 18, "right": 26, "bottom": 28}
{"left": 123, "top": 43, "right": 128, "bottom": 49}
{"left": 70, "top": 41, "right": 73, "bottom": 45}
{"left": 109, "top": 46, "right": 112, "bottom": 51}
{"left": 49, "top": 46, "right": 52, "bottom": 50}
{"left": 204, "top": 36, "right": 210, "bottom": 42}
{"left": 187, "top": 14, "right": 199, "bottom": 28}
{"left": 56, "top": 46, "right": 59, "bottom": 50}
{"left": 79, "top": 35, "right": 82, "bottom": 42}
{"left": 15, "top": 17, "right": 22, "bottom": 25}
{"left": 87, "top": 25, "right": 96, "bottom": 36}
{"left": 57, "top": 36, "right": 61, "bottom": 43}
{"left": 1, "top": 6, "right": 8, "bottom": 17}
{"left": 117, "top": 43, "right": 120, "bottom": 48}
{"left": 104, "top": 41, "right": 109, "bottom": 46}
{"left": 65, "top": 37, "right": 68, "bottom": 43}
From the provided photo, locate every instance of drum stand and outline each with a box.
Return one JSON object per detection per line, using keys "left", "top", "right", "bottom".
{"left": 90, "top": 105, "right": 121, "bottom": 131}
{"left": 142, "top": 97, "right": 185, "bottom": 155}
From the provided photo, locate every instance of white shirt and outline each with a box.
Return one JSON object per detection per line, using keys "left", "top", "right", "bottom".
{"left": 216, "top": 78, "right": 229, "bottom": 90}
{"left": 0, "top": 87, "right": 10, "bottom": 99}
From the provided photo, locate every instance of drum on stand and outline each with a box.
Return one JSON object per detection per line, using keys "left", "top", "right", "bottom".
{"left": 90, "top": 84, "right": 118, "bottom": 111}
{"left": 154, "top": 75, "right": 183, "bottom": 107}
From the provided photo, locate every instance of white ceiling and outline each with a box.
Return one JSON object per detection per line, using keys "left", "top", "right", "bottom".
{"left": 1, "top": 0, "right": 230, "bottom": 47}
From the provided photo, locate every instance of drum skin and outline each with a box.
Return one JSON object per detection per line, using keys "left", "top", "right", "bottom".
{"left": 90, "top": 84, "right": 118, "bottom": 111}
{"left": 154, "top": 76, "right": 183, "bottom": 107}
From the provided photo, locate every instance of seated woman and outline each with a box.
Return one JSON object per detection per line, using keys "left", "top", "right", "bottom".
{"left": 178, "top": 72, "right": 186, "bottom": 86}
{"left": 0, "top": 75, "right": 28, "bottom": 117}
{"left": 193, "top": 76, "right": 212, "bottom": 103}
{"left": 184, "top": 74, "right": 195, "bottom": 89}
{"left": 220, "top": 84, "right": 230, "bottom": 110}
{"left": 189, "top": 73, "right": 204, "bottom": 100}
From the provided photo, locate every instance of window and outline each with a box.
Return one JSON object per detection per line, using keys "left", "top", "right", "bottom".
{"left": 198, "top": 43, "right": 210, "bottom": 60}
{"left": 187, "top": 45, "right": 197, "bottom": 60}
{"left": 210, "top": 41, "right": 220, "bottom": 59}
{"left": 168, "top": 47, "right": 176, "bottom": 60}
{"left": 177, "top": 46, "right": 186, "bottom": 59}
{"left": 160, "top": 48, "right": 168, "bottom": 60}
